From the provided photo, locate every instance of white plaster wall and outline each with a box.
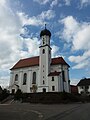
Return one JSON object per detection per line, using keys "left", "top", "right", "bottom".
{"left": 38, "top": 86, "right": 49, "bottom": 92}
{"left": 39, "top": 46, "right": 51, "bottom": 86}
{"left": 26, "top": 70, "right": 31, "bottom": 93}
{"left": 10, "top": 63, "right": 70, "bottom": 93}
{"left": 48, "top": 76, "right": 59, "bottom": 92}
{"left": 58, "top": 75, "right": 63, "bottom": 92}
{"left": 78, "top": 86, "right": 90, "bottom": 94}
{"left": 51, "top": 65, "right": 70, "bottom": 93}
{"left": 51, "top": 65, "right": 61, "bottom": 72}
{"left": 64, "top": 67, "right": 70, "bottom": 92}
{"left": 39, "top": 35, "right": 51, "bottom": 88}
{"left": 78, "top": 86, "right": 84, "bottom": 94}
{"left": 10, "top": 66, "right": 39, "bottom": 93}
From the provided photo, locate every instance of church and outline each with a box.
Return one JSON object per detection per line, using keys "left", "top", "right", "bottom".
{"left": 9, "top": 27, "right": 70, "bottom": 93}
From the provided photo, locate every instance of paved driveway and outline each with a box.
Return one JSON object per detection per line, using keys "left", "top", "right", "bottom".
{"left": 0, "top": 103, "right": 90, "bottom": 120}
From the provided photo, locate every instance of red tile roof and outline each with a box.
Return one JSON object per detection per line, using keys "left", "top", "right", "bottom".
{"left": 48, "top": 71, "right": 61, "bottom": 76}
{"left": 10, "top": 56, "right": 70, "bottom": 70}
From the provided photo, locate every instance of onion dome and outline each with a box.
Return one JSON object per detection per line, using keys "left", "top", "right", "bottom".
{"left": 40, "top": 24, "right": 51, "bottom": 37}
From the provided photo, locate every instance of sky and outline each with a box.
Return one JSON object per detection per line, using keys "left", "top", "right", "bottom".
{"left": 0, "top": 0, "right": 90, "bottom": 87}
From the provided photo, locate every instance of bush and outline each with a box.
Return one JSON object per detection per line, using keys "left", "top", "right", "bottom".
{"left": 0, "top": 89, "right": 9, "bottom": 101}
{"left": 21, "top": 92, "right": 80, "bottom": 104}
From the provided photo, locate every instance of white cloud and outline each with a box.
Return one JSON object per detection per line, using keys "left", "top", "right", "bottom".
{"left": 0, "top": 0, "right": 6, "bottom": 6}
{"left": 33, "top": 0, "right": 71, "bottom": 6}
{"left": 17, "top": 10, "right": 55, "bottom": 26}
{"left": 39, "top": 10, "right": 55, "bottom": 20}
{"left": 33, "top": 0, "right": 50, "bottom": 4}
{"left": 51, "top": 45, "right": 60, "bottom": 57}
{"left": 60, "top": 16, "right": 80, "bottom": 43}
{"left": 65, "top": 0, "right": 71, "bottom": 5}
{"left": 24, "top": 37, "right": 40, "bottom": 57}
{"left": 69, "top": 50, "right": 90, "bottom": 63}
{"left": 50, "top": 0, "right": 58, "bottom": 8}
{"left": 80, "top": 0, "right": 90, "bottom": 7}
{"left": 69, "top": 50, "right": 90, "bottom": 69}
{"left": 0, "top": 1, "right": 23, "bottom": 68}
{"left": 70, "top": 78, "right": 79, "bottom": 85}
{"left": 60, "top": 16, "right": 90, "bottom": 51}
{"left": 0, "top": 76, "right": 10, "bottom": 88}
{"left": 17, "top": 12, "right": 44, "bottom": 26}
{"left": 59, "top": 16, "right": 90, "bottom": 70}
{"left": 72, "top": 60, "right": 89, "bottom": 69}
{"left": 73, "top": 25, "right": 90, "bottom": 50}
{"left": 0, "top": 1, "right": 56, "bottom": 87}
{"left": 0, "top": 1, "right": 41, "bottom": 87}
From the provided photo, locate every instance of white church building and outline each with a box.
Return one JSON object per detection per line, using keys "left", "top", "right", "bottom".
{"left": 9, "top": 27, "right": 70, "bottom": 93}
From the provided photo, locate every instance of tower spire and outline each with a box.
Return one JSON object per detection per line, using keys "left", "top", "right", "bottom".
{"left": 45, "top": 24, "right": 46, "bottom": 29}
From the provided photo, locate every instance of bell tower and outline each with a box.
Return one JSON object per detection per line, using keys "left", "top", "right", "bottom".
{"left": 39, "top": 25, "right": 51, "bottom": 92}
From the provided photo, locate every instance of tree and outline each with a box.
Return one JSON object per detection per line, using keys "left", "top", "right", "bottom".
{"left": 0, "top": 86, "right": 2, "bottom": 94}
{"left": 0, "top": 88, "right": 9, "bottom": 101}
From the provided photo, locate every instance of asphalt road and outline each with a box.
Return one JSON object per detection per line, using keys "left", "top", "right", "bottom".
{"left": 0, "top": 103, "right": 90, "bottom": 120}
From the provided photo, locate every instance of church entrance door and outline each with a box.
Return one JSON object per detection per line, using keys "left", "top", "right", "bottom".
{"left": 43, "top": 88, "right": 46, "bottom": 92}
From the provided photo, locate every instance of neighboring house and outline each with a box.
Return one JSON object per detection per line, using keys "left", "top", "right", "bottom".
{"left": 70, "top": 85, "right": 78, "bottom": 94}
{"left": 77, "top": 78, "right": 90, "bottom": 95}
{"left": 9, "top": 27, "right": 70, "bottom": 93}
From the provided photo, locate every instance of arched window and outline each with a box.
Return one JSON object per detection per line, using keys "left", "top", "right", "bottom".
{"left": 62, "top": 70, "right": 65, "bottom": 82}
{"left": 32, "top": 72, "right": 36, "bottom": 84}
{"left": 43, "top": 80, "right": 45, "bottom": 84}
{"left": 42, "top": 49, "right": 45, "bottom": 54}
{"left": 23, "top": 73, "right": 27, "bottom": 85}
{"left": 52, "top": 77, "right": 54, "bottom": 81}
{"left": 15, "top": 74, "right": 18, "bottom": 81}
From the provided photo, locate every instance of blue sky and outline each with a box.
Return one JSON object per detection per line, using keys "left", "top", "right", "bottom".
{"left": 0, "top": 0, "right": 90, "bottom": 87}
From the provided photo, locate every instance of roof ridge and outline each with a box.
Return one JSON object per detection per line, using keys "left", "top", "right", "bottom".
{"left": 20, "top": 56, "right": 39, "bottom": 61}
{"left": 20, "top": 56, "right": 63, "bottom": 61}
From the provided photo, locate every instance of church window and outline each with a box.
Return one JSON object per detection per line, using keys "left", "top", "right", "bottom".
{"left": 52, "top": 77, "right": 54, "bottom": 81}
{"left": 62, "top": 70, "right": 65, "bottom": 82}
{"left": 42, "top": 49, "right": 45, "bottom": 54}
{"left": 32, "top": 72, "right": 36, "bottom": 84}
{"left": 43, "top": 80, "right": 44, "bottom": 84}
{"left": 15, "top": 74, "right": 18, "bottom": 81}
{"left": 23, "top": 73, "right": 27, "bottom": 85}
{"left": 52, "top": 86, "right": 55, "bottom": 91}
